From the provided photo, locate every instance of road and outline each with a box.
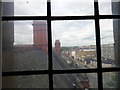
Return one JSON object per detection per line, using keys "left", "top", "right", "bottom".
{"left": 73, "top": 59, "right": 98, "bottom": 88}
{"left": 53, "top": 52, "right": 99, "bottom": 88}
{"left": 53, "top": 51, "right": 84, "bottom": 88}
{"left": 53, "top": 52, "right": 76, "bottom": 88}
{"left": 73, "top": 58, "right": 112, "bottom": 88}
{"left": 53, "top": 51, "right": 114, "bottom": 89}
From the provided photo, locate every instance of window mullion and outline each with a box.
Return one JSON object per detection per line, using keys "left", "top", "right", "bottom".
{"left": 0, "top": 1, "right": 2, "bottom": 89}
{"left": 94, "top": 1, "right": 103, "bottom": 90}
{"left": 47, "top": 1, "right": 53, "bottom": 89}
{"left": 2, "top": 16, "right": 47, "bottom": 21}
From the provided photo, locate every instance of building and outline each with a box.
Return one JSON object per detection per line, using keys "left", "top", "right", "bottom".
{"left": 70, "top": 50, "right": 76, "bottom": 59}
{"left": 76, "top": 48, "right": 96, "bottom": 65}
{"left": 33, "top": 21, "right": 48, "bottom": 53}
{"left": 101, "top": 44, "right": 115, "bottom": 67}
{"left": 55, "top": 40, "right": 61, "bottom": 55}
{"left": 101, "top": 44, "right": 114, "bottom": 60}
{"left": 76, "top": 47, "right": 96, "bottom": 61}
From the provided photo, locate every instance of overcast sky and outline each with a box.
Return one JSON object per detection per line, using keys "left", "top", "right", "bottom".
{"left": 12, "top": 0, "right": 114, "bottom": 46}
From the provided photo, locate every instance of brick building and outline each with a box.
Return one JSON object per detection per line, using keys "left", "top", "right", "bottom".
{"left": 33, "top": 21, "right": 48, "bottom": 53}
{"left": 55, "top": 40, "right": 61, "bottom": 55}
{"left": 76, "top": 49, "right": 96, "bottom": 61}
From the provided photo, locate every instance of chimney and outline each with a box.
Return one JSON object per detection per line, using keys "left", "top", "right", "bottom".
{"left": 33, "top": 21, "right": 48, "bottom": 53}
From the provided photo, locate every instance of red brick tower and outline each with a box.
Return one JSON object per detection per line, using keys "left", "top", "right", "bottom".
{"left": 55, "top": 40, "right": 61, "bottom": 55}
{"left": 33, "top": 21, "right": 48, "bottom": 53}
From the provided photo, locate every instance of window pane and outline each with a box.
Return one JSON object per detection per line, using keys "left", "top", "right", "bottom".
{"left": 98, "top": 0, "right": 112, "bottom": 15}
{"left": 2, "top": 0, "right": 47, "bottom": 16}
{"left": 53, "top": 73, "right": 98, "bottom": 89}
{"left": 2, "top": 20, "right": 48, "bottom": 71}
{"left": 98, "top": 0, "right": 120, "bottom": 15}
{"left": 2, "top": 75, "right": 49, "bottom": 88}
{"left": 51, "top": 0, "right": 94, "bottom": 16}
{"left": 103, "top": 72, "right": 118, "bottom": 89}
{"left": 100, "top": 19, "right": 115, "bottom": 68}
{"left": 52, "top": 20, "right": 97, "bottom": 70}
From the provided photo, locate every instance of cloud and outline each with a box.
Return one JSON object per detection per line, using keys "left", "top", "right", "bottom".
{"left": 14, "top": 21, "right": 33, "bottom": 45}
{"left": 52, "top": 20, "right": 96, "bottom": 46}
{"left": 13, "top": 0, "right": 114, "bottom": 46}
{"left": 100, "top": 19, "right": 114, "bottom": 44}
{"left": 14, "top": 0, "right": 47, "bottom": 16}
{"left": 98, "top": 1, "right": 112, "bottom": 15}
{"left": 51, "top": 0, "right": 94, "bottom": 16}
{"left": 14, "top": 33, "right": 33, "bottom": 45}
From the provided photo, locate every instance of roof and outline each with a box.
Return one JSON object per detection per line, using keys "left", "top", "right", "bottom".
{"left": 102, "top": 59, "right": 114, "bottom": 64}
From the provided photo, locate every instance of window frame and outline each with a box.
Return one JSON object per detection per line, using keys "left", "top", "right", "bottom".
{"left": 0, "top": 1, "right": 2, "bottom": 90}
{"left": 1, "top": 1, "right": 120, "bottom": 90}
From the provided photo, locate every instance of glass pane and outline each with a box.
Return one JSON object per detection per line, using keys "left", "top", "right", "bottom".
{"left": 2, "top": 0, "right": 47, "bottom": 16}
{"left": 52, "top": 20, "right": 97, "bottom": 70}
{"left": 53, "top": 73, "right": 98, "bottom": 89}
{"left": 2, "top": 75, "right": 49, "bottom": 88}
{"left": 99, "top": 0, "right": 120, "bottom": 15}
{"left": 2, "top": 20, "right": 48, "bottom": 71}
{"left": 51, "top": 0, "right": 94, "bottom": 16}
{"left": 100, "top": 19, "right": 115, "bottom": 68}
{"left": 103, "top": 72, "right": 118, "bottom": 89}
{"left": 98, "top": 0, "right": 112, "bottom": 15}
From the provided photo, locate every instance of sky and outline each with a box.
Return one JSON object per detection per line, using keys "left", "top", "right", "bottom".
{"left": 8, "top": 0, "right": 114, "bottom": 46}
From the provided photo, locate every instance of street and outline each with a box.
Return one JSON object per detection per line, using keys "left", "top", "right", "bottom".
{"left": 53, "top": 51, "right": 77, "bottom": 88}
{"left": 53, "top": 51, "right": 89, "bottom": 89}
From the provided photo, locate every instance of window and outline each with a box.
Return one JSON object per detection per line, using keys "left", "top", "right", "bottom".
{"left": 1, "top": 0, "right": 120, "bottom": 89}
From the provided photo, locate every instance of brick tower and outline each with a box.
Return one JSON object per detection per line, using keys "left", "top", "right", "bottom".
{"left": 55, "top": 40, "right": 61, "bottom": 55}
{"left": 33, "top": 21, "right": 48, "bottom": 53}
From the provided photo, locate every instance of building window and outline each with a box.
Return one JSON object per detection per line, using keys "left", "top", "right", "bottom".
{"left": 1, "top": 0, "right": 120, "bottom": 90}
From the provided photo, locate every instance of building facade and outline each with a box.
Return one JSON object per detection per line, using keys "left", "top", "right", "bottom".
{"left": 55, "top": 40, "right": 61, "bottom": 55}
{"left": 76, "top": 49, "right": 96, "bottom": 60}
{"left": 101, "top": 44, "right": 114, "bottom": 60}
{"left": 33, "top": 21, "right": 48, "bottom": 53}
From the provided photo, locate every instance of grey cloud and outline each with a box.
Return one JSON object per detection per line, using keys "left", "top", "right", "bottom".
{"left": 14, "top": 21, "right": 33, "bottom": 44}
{"left": 13, "top": 0, "right": 113, "bottom": 46}
{"left": 51, "top": 1, "right": 94, "bottom": 16}
{"left": 82, "top": 34, "right": 96, "bottom": 40}
{"left": 99, "top": 1, "right": 112, "bottom": 14}
{"left": 14, "top": 21, "right": 33, "bottom": 34}
{"left": 52, "top": 20, "right": 95, "bottom": 46}
{"left": 14, "top": 1, "right": 46, "bottom": 16}
{"left": 14, "top": 33, "right": 33, "bottom": 45}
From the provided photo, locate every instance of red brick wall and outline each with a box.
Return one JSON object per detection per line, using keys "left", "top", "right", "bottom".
{"left": 33, "top": 21, "right": 48, "bottom": 53}
{"left": 55, "top": 40, "right": 61, "bottom": 55}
